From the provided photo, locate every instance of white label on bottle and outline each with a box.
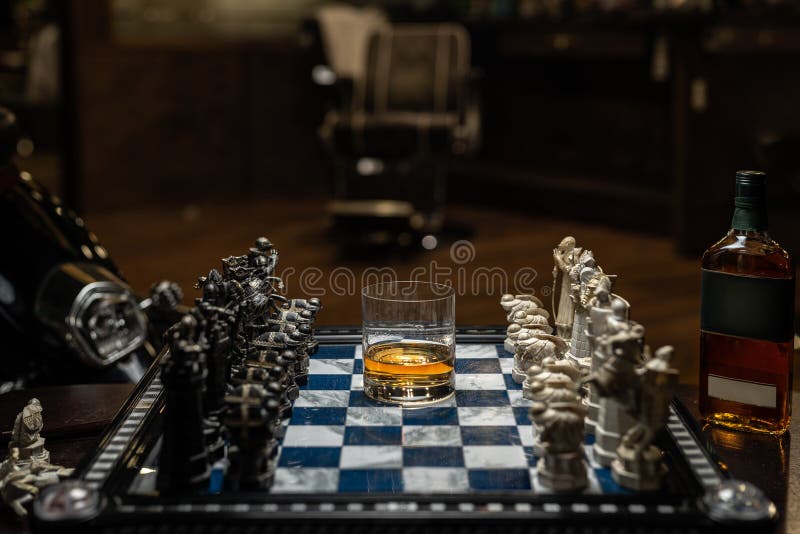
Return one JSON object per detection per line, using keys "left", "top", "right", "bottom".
{"left": 708, "top": 374, "right": 776, "bottom": 408}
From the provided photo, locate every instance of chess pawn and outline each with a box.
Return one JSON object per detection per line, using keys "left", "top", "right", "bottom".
{"left": 528, "top": 372, "right": 578, "bottom": 404}
{"left": 506, "top": 302, "right": 548, "bottom": 325}
{"left": 507, "top": 301, "right": 550, "bottom": 323}
{"left": 245, "top": 349, "right": 278, "bottom": 368}
{"left": 500, "top": 293, "right": 516, "bottom": 313}
{"left": 264, "top": 380, "right": 292, "bottom": 422}
{"left": 536, "top": 400, "right": 588, "bottom": 492}
{"left": 223, "top": 384, "right": 275, "bottom": 491}
{"left": 520, "top": 315, "right": 554, "bottom": 335}
{"left": 612, "top": 346, "right": 679, "bottom": 491}
{"left": 275, "top": 352, "right": 300, "bottom": 401}
{"left": 523, "top": 357, "right": 582, "bottom": 399}
{"left": 285, "top": 331, "right": 311, "bottom": 384}
{"left": 512, "top": 333, "right": 568, "bottom": 384}
{"left": 523, "top": 360, "right": 550, "bottom": 400}
{"left": 504, "top": 323, "right": 523, "bottom": 354}
{"left": 230, "top": 365, "right": 270, "bottom": 385}
{"left": 529, "top": 386, "right": 582, "bottom": 457}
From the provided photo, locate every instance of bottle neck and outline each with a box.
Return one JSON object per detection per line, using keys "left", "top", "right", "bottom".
{"left": 731, "top": 195, "right": 768, "bottom": 232}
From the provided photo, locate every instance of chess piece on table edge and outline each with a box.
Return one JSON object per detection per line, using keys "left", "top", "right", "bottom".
{"left": 0, "top": 400, "right": 73, "bottom": 516}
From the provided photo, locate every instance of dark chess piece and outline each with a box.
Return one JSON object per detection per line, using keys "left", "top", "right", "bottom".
{"left": 197, "top": 269, "right": 228, "bottom": 307}
{"left": 230, "top": 364, "right": 270, "bottom": 385}
{"left": 149, "top": 280, "right": 184, "bottom": 311}
{"left": 264, "top": 380, "right": 292, "bottom": 422}
{"left": 244, "top": 349, "right": 279, "bottom": 369}
{"left": 157, "top": 316, "right": 211, "bottom": 494}
{"left": 276, "top": 351, "right": 300, "bottom": 401}
{"left": 193, "top": 302, "right": 238, "bottom": 461}
{"left": 282, "top": 298, "right": 322, "bottom": 315}
{"left": 223, "top": 384, "right": 280, "bottom": 490}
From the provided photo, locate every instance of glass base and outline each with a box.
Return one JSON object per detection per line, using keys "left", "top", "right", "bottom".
{"left": 363, "top": 378, "right": 455, "bottom": 406}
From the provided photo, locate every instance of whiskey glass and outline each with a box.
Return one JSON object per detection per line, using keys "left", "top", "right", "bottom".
{"left": 361, "top": 281, "right": 456, "bottom": 405}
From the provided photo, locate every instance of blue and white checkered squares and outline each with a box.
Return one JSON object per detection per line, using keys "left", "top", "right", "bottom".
{"left": 271, "top": 343, "right": 610, "bottom": 495}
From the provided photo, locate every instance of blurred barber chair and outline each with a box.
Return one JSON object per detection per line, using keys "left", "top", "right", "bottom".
{"left": 308, "top": 8, "right": 480, "bottom": 248}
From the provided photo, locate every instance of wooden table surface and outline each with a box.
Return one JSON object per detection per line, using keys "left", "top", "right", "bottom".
{"left": 0, "top": 384, "right": 796, "bottom": 533}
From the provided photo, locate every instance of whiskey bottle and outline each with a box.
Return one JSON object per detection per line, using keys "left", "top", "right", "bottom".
{"left": 699, "top": 170, "right": 795, "bottom": 435}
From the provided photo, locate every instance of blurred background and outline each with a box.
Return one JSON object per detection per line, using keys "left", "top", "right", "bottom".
{"left": 2, "top": 0, "right": 800, "bottom": 384}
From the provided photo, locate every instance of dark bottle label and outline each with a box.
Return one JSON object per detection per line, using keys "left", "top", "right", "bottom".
{"left": 701, "top": 269, "right": 795, "bottom": 343}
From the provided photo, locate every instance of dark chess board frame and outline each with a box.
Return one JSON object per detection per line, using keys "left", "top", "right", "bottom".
{"left": 32, "top": 328, "right": 756, "bottom": 533}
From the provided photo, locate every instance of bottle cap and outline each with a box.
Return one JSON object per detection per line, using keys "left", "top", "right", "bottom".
{"left": 735, "top": 170, "right": 766, "bottom": 198}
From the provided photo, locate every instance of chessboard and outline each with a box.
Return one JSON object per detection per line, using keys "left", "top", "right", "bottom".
{"left": 30, "top": 329, "right": 754, "bottom": 533}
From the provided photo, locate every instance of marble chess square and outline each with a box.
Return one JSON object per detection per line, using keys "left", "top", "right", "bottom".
{"left": 338, "top": 469, "right": 403, "bottom": 492}
{"left": 460, "top": 426, "right": 521, "bottom": 446}
{"left": 403, "top": 467, "right": 469, "bottom": 492}
{"left": 272, "top": 468, "right": 339, "bottom": 493}
{"left": 455, "top": 359, "right": 502, "bottom": 374}
{"left": 340, "top": 445, "right": 403, "bottom": 469}
{"left": 344, "top": 426, "right": 402, "bottom": 446}
{"left": 457, "top": 406, "right": 516, "bottom": 426}
{"left": 455, "top": 391, "right": 511, "bottom": 407}
{"left": 309, "top": 359, "right": 354, "bottom": 375}
{"left": 294, "top": 390, "right": 350, "bottom": 408}
{"left": 469, "top": 469, "right": 531, "bottom": 490}
{"left": 402, "top": 425, "right": 462, "bottom": 447}
{"left": 282, "top": 424, "right": 345, "bottom": 447}
{"left": 346, "top": 407, "right": 403, "bottom": 427}
{"left": 278, "top": 447, "right": 340, "bottom": 468}
{"left": 403, "top": 446, "right": 464, "bottom": 467}
{"left": 402, "top": 407, "right": 459, "bottom": 426}
{"left": 462, "top": 446, "right": 528, "bottom": 469}
{"left": 311, "top": 345, "right": 357, "bottom": 359}
{"left": 455, "top": 374, "right": 507, "bottom": 391}
{"left": 290, "top": 407, "right": 348, "bottom": 426}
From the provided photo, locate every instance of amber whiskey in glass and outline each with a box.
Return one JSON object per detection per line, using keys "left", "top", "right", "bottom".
{"left": 699, "top": 170, "right": 795, "bottom": 435}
